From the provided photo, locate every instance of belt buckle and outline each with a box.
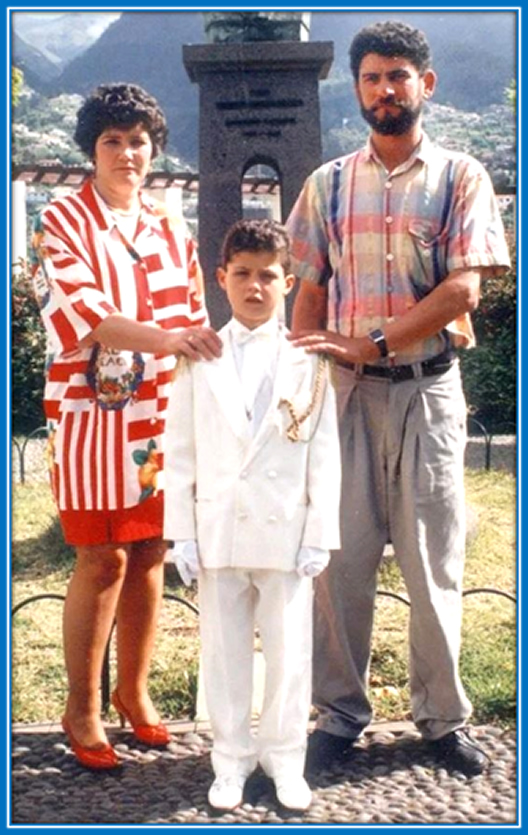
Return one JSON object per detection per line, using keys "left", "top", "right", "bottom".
{"left": 388, "top": 364, "right": 413, "bottom": 383}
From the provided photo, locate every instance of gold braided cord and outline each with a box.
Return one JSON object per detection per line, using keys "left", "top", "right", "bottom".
{"left": 278, "top": 355, "right": 328, "bottom": 442}
{"left": 171, "top": 355, "right": 192, "bottom": 383}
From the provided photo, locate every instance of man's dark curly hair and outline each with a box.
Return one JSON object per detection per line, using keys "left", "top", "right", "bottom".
{"left": 74, "top": 83, "right": 168, "bottom": 159}
{"left": 221, "top": 219, "right": 291, "bottom": 272}
{"left": 349, "top": 21, "right": 432, "bottom": 82}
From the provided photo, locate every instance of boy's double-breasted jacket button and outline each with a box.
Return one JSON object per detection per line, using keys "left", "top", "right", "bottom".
{"left": 267, "top": 470, "right": 278, "bottom": 479}
{"left": 267, "top": 515, "right": 279, "bottom": 523}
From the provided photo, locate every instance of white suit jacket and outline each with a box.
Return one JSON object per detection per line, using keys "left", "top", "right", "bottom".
{"left": 163, "top": 322, "right": 341, "bottom": 571}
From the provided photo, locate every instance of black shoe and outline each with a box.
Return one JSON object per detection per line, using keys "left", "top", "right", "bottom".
{"left": 305, "top": 729, "right": 355, "bottom": 775}
{"left": 430, "top": 728, "right": 489, "bottom": 776}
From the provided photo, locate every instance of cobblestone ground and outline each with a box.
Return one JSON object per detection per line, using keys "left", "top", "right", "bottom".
{"left": 12, "top": 724, "right": 516, "bottom": 825}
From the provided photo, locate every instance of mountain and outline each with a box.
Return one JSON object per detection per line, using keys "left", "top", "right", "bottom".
{"left": 309, "top": 10, "right": 516, "bottom": 111}
{"left": 12, "top": 33, "right": 61, "bottom": 87}
{"left": 11, "top": 11, "right": 121, "bottom": 69}
{"left": 12, "top": 10, "right": 516, "bottom": 168}
{"left": 54, "top": 11, "right": 203, "bottom": 163}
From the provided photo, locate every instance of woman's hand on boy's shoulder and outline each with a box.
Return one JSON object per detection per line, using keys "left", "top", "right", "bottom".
{"left": 167, "top": 326, "right": 223, "bottom": 361}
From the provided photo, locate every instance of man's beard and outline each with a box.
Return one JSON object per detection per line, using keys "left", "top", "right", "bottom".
{"left": 360, "top": 99, "right": 422, "bottom": 136}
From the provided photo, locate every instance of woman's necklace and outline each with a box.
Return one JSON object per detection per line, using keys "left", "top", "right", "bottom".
{"left": 107, "top": 204, "right": 140, "bottom": 217}
{"left": 109, "top": 206, "right": 141, "bottom": 241}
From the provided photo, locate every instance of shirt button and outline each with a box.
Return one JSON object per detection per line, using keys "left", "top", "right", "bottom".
{"left": 268, "top": 515, "right": 278, "bottom": 523}
{"left": 267, "top": 470, "right": 277, "bottom": 479}
{"left": 386, "top": 253, "right": 394, "bottom": 262}
{"left": 385, "top": 181, "right": 393, "bottom": 189}
{"left": 240, "top": 471, "right": 248, "bottom": 479}
{"left": 385, "top": 216, "right": 393, "bottom": 224}
{"left": 238, "top": 511, "right": 248, "bottom": 520}
{"left": 150, "top": 418, "right": 157, "bottom": 425}
{"left": 146, "top": 299, "right": 153, "bottom": 307}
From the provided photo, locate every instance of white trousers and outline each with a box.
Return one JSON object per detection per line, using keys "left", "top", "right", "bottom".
{"left": 198, "top": 568, "right": 313, "bottom": 779}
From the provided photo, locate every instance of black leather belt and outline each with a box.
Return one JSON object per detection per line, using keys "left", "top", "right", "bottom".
{"left": 339, "top": 351, "right": 455, "bottom": 383}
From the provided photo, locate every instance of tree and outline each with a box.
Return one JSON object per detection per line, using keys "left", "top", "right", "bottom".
{"left": 505, "top": 79, "right": 516, "bottom": 111}
{"left": 459, "top": 246, "right": 516, "bottom": 435}
{"left": 12, "top": 67, "right": 23, "bottom": 107}
{"left": 11, "top": 263, "right": 47, "bottom": 432}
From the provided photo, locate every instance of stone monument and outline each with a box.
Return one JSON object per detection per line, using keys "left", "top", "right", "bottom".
{"left": 184, "top": 11, "right": 333, "bottom": 327}
{"left": 203, "top": 11, "right": 311, "bottom": 43}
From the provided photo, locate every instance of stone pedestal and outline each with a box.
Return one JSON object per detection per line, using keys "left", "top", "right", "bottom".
{"left": 184, "top": 40, "right": 333, "bottom": 327}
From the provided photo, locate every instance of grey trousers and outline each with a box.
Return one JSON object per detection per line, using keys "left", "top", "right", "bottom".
{"left": 313, "top": 360, "right": 473, "bottom": 741}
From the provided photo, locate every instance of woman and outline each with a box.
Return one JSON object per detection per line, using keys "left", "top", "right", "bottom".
{"left": 32, "top": 83, "right": 222, "bottom": 769}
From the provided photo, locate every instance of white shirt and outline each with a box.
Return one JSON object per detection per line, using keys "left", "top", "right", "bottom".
{"left": 229, "top": 316, "right": 281, "bottom": 436}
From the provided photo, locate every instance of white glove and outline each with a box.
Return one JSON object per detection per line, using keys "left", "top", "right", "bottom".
{"left": 168, "top": 540, "right": 199, "bottom": 586}
{"left": 296, "top": 546, "right": 330, "bottom": 578}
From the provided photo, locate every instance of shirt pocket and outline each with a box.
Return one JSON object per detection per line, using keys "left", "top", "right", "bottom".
{"left": 407, "top": 220, "right": 449, "bottom": 287}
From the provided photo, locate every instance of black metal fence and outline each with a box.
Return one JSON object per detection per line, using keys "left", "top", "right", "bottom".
{"left": 11, "top": 420, "right": 516, "bottom": 717}
{"left": 12, "top": 583, "right": 515, "bottom": 716}
{"left": 13, "top": 419, "right": 516, "bottom": 485}
{"left": 12, "top": 591, "right": 199, "bottom": 715}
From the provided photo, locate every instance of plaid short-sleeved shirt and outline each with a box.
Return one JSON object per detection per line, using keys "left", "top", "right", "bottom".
{"left": 286, "top": 133, "right": 511, "bottom": 365}
{"left": 32, "top": 180, "right": 208, "bottom": 512}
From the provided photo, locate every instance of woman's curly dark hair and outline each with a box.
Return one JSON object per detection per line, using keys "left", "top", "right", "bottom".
{"left": 74, "top": 83, "right": 168, "bottom": 159}
{"left": 349, "top": 21, "right": 432, "bottom": 82}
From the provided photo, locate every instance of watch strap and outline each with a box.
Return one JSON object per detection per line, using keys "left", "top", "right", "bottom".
{"left": 368, "top": 328, "right": 389, "bottom": 359}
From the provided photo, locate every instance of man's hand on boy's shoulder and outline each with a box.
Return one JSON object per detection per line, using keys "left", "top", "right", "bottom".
{"left": 288, "top": 329, "right": 376, "bottom": 365}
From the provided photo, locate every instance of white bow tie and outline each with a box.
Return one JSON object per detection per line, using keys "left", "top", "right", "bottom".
{"left": 232, "top": 325, "right": 275, "bottom": 346}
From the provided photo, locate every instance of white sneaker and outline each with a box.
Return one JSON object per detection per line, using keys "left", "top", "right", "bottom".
{"left": 208, "top": 774, "right": 246, "bottom": 810}
{"left": 274, "top": 775, "right": 312, "bottom": 811}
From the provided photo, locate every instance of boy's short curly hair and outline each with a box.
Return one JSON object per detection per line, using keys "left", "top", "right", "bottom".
{"left": 74, "top": 83, "right": 168, "bottom": 159}
{"left": 221, "top": 219, "right": 291, "bottom": 272}
{"left": 349, "top": 20, "right": 432, "bottom": 82}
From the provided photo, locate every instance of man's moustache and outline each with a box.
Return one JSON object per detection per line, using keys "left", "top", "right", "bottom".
{"left": 374, "top": 98, "right": 406, "bottom": 108}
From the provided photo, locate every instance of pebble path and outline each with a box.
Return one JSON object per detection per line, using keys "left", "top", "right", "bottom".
{"left": 12, "top": 723, "right": 517, "bottom": 825}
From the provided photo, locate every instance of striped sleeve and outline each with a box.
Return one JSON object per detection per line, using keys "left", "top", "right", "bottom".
{"left": 446, "top": 157, "right": 511, "bottom": 273}
{"left": 39, "top": 200, "right": 118, "bottom": 353}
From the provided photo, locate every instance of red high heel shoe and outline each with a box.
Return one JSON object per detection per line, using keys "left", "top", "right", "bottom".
{"left": 61, "top": 717, "right": 120, "bottom": 770}
{"left": 111, "top": 690, "right": 171, "bottom": 746}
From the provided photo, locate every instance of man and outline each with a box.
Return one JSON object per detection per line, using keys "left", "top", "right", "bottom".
{"left": 286, "top": 20, "right": 510, "bottom": 777}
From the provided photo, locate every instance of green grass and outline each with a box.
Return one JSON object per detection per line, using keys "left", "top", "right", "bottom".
{"left": 11, "top": 469, "right": 517, "bottom": 727}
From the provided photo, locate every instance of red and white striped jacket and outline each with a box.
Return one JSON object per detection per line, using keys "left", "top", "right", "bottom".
{"left": 32, "top": 179, "right": 208, "bottom": 512}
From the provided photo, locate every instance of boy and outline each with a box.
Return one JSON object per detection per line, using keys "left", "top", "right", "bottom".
{"left": 164, "top": 219, "right": 341, "bottom": 812}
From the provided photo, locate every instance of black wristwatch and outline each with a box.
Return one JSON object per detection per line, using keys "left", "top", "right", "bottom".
{"left": 368, "top": 328, "right": 389, "bottom": 359}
